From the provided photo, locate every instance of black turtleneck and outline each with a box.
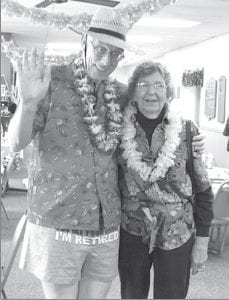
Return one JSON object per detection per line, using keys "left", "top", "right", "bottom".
{"left": 136, "top": 104, "right": 166, "bottom": 145}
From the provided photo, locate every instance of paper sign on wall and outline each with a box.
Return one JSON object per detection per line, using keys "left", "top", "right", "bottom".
{"left": 217, "top": 76, "right": 226, "bottom": 123}
{"left": 205, "top": 78, "right": 217, "bottom": 120}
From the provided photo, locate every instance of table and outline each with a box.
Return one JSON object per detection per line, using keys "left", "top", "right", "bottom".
{"left": 207, "top": 167, "right": 229, "bottom": 194}
{"left": 207, "top": 166, "right": 229, "bottom": 181}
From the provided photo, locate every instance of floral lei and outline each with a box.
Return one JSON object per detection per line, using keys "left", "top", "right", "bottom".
{"left": 72, "top": 55, "right": 123, "bottom": 153}
{"left": 121, "top": 102, "right": 182, "bottom": 182}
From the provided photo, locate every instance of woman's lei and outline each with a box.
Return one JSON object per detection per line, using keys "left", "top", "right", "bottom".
{"left": 72, "top": 55, "right": 123, "bottom": 153}
{"left": 121, "top": 102, "right": 182, "bottom": 182}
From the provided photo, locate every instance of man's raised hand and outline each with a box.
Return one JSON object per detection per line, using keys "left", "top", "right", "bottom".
{"left": 16, "top": 48, "right": 51, "bottom": 107}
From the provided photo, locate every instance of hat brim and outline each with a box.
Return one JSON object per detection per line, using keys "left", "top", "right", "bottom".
{"left": 67, "top": 25, "right": 144, "bottom": 55}
{"left": 87, "top": 31, "right": 144, "bottom": 55}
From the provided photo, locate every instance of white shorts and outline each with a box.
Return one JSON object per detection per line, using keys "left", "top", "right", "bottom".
{"left": 19, "top": 221, "right": 120, "bottom": 284}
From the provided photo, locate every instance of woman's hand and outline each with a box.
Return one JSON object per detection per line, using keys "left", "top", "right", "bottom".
{"left": 192, "top": 134, "right": 205, "bottom": 157}
{"left": 16, "top": 48, "right": 51, "bottom": 108}
{"left": 191, "top": 236, "right": 209, "bottom": 275}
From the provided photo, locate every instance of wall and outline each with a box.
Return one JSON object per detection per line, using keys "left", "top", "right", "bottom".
{"left": 160, "top": 34, "right": 229, "bottom": 168}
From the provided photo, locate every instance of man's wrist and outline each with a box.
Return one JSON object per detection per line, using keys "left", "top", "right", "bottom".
{"left": 20, "top": 101, "right": 38, "bottom": 113}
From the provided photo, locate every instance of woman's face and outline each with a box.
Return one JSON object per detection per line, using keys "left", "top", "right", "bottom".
{"left": 134, "top": 71, "right": 167, "bottom": 119}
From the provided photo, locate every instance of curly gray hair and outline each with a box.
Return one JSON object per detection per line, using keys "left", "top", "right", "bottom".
{"left": 128, "top": 61, "right": 174, "bottom": 101}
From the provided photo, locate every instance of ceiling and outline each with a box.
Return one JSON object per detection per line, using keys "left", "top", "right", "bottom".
{"left": 1, "top": 0, "right": 229, "bottom": 65}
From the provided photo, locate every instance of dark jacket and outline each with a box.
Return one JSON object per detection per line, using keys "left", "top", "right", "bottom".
{"left": 223, "top": 115, "right": 229, "bottom": 151}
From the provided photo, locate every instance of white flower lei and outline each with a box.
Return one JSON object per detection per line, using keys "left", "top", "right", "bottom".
{"left": 121, "top": 102, "right": 182, "bottom": 182}
{"left": 72, "top": 56, "right": 123, "bottom": 153}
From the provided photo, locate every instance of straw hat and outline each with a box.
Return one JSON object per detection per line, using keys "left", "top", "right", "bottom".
{"left": 83, "top": 7, "right": 142, "bottom": 54}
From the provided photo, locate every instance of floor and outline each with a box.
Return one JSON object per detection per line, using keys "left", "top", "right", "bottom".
{"left": 1, "top": 167, "right": 229, "bottom": 299}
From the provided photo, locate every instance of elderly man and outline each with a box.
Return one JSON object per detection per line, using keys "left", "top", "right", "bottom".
{"left": 8, "top": 7, "right": 205, "bottom": 300}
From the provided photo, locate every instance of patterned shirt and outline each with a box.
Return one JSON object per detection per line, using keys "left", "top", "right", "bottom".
{"left": 118, "top": 113, "right": 213, "bottom": 250}
{"left": 26, "top": 62, "right": 127, "bottom": 231}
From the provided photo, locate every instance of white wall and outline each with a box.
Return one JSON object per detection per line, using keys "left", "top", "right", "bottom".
{"left": 160, "top": 34, "right": 229, "bottom": 168}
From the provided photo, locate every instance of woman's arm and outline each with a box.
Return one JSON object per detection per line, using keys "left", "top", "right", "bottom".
{"left": 194, "top": 187, "right": 214, "bottom": 237}
{"left": 188, "top": 121, "right": 214, "bottom": 274}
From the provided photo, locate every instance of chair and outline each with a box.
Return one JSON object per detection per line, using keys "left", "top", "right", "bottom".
{"left": 1, "top": 214, "right": 27, "bottom": 299}
{"left": 208, "top": 180, "right": 229, "bottom": 255}
{"left": 1, "top": 152, "right": 27, "bottom": 222}
{"left": 1, "top": 153, "right": 16, "bottom": 221}
{"left": 1, "top": 153, "right": 16, "bottom": 197}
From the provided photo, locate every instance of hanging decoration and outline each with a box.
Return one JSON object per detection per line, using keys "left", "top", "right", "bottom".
{"left": 1, "top": 37, "right": 79, "bottom": 65}
{"left": 1, "top": 0, "right": 92, "bottom": 32}
{"left": 182, "top": 68, "right": 204, "bottom": 87}
{"left": 2, "top": 0, "right": 177, "bottom": 65}
{"left": 116, "top": 0, "right": 177, "bottom": 27}
{"left": 2, "top": 0, "right": 177, "bottom": 32}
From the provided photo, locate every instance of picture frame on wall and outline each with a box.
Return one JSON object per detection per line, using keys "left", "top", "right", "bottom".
{"left": 204, "top": 77, "right": 217, "bottom": 120}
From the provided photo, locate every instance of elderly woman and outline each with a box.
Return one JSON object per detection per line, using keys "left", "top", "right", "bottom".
{"left": 118, "top": 61, "right": 214, "bottom": 299}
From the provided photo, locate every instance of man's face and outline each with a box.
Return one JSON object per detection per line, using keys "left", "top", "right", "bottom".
{"left": 85, "top": 36, "right": 124, "bottom": 81}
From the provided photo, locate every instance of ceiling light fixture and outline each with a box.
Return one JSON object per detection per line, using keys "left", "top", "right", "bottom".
{"left": 128, "top": 34, "right": 162, "bottom": 44}
{"left": 138, "top": 17, "right": 200, "bottom": 28}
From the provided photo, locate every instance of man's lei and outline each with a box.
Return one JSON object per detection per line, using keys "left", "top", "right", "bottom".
{"left": 72, "top": 55, "right": 123, "bottom": 153}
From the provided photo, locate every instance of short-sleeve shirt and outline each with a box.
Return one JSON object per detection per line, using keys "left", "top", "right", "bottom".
{"left": 27, "top": 63, "right": 127, "bottom": 231}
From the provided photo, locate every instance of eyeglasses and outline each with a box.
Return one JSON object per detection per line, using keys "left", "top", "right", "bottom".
{"left": 91, "top": 40, "right": 124, "bottom": 63}
{"left": 136, "top": 81, "right": 166, "bottom": 92}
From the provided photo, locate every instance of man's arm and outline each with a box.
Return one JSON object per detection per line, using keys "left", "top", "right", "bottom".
{"left": 8, "top": 49, "right": 51, "bottom": 152}
{"left": 8, "top": 101, "right": 38, "bottom": 152}
{"left": 192, "top": 133, "right": 205, "bottom": 157}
